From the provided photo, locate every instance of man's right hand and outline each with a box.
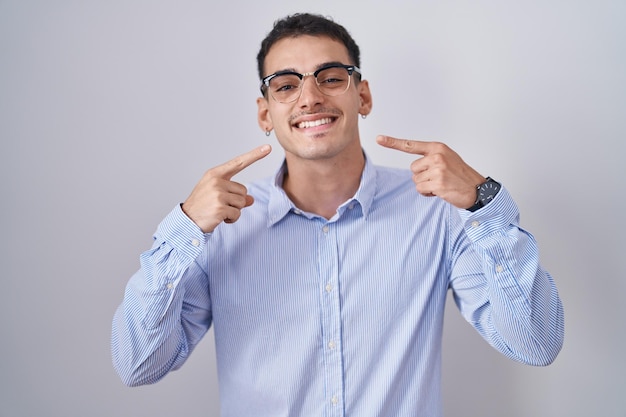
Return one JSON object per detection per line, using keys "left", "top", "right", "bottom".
{"left": 181, "top": 144, "right": 272, "bottom": 233}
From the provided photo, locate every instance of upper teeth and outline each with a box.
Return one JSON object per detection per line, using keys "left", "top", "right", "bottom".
{"left": 297, "top": 118, "right": 332, "bottom": 129}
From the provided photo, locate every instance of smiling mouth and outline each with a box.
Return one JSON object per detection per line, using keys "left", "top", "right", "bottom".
{"left": 295, "top": 117, "right": 335, "bottom": 129}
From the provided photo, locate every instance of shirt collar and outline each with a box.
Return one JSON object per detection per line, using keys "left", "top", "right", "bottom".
{"left": 267, "top": 153, "right": 377, "bottom": 227}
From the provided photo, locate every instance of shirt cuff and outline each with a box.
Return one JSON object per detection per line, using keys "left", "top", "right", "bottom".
{"left": 457, "top": 186, "right": 520, "bottom": 241}
{"left": 154, "top": 204, "right": 208, "bottom": 262}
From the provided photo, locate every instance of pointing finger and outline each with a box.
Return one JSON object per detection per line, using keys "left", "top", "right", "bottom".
{"left": 213, "top": 144, "right": 272, "bottom": 179}
{"left": 376, "top": 135, "right": 435, "bottom": 155}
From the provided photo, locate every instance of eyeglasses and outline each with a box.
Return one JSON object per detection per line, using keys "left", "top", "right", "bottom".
{"left": 260, "top": 64, "right": 361, "bottom": 104}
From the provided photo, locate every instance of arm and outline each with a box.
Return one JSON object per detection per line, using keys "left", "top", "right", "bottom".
{"left": 449, "top": 187, "right": 564, "bottom": 365}
{"left": 111, "top": 206, "right": 211, "bottom": 386}
{"left": 111, "top": 144, "right": 272, "bottom": 386}
{"left": 376, "top": 135, "right": 564, "bottom": 364}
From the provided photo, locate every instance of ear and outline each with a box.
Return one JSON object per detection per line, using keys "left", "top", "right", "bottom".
{"left": 357, "top": 79, "right": 373, "bottom": 117}
{"left": 257, "top": 96, "right": 273, "bottom": 133}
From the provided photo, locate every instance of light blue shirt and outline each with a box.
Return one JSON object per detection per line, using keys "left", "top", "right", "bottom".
{"left": 112, "top": 156, "right": 564, "bottom": 417}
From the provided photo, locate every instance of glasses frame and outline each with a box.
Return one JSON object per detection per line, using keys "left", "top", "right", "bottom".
{"left": 260, "top": 63, "right": 362, "bottom": 103}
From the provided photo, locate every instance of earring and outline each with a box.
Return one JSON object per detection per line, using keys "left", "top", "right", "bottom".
{"left": 265, "top": 130, "right": 271, "bottom": 137}
{"left": 360, "top": 114, "right": 367, "bottom": 119}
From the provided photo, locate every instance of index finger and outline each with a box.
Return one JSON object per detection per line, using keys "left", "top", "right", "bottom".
{"left": 213, "top": 144, "right": 272, "bottom": 179}
{"left": 376, "top": 135, "right": 433, "bottom": 155}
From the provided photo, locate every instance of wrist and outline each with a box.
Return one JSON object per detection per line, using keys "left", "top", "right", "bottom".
{"left": 466, "top": 177, "right": 501, "bottom": 212}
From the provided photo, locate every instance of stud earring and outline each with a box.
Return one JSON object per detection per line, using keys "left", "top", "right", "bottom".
{"left": 360, "top": 114, "right": 367, "bottom": 119}
{"left": 265, "top": 130, "right": 271, "bottom": 137}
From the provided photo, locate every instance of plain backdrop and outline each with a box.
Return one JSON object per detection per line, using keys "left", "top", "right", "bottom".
{"left": 1, "top": 1, "right": 624, "bottom": 416}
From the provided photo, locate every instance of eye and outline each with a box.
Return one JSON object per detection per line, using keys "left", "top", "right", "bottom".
{"left": 270, "top": 74, "right": 301, "bottom": 93}
{"left": 319, "top": 77, "right": 343, "bottom": 84}
{"left": 317, "top": 68, "right": 348, "bottom": 86}
{"left": 276, "top": 84, "right": 297, "bottom": 92}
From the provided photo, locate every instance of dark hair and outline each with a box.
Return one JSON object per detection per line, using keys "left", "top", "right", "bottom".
{"left": 256, "top": 13, "right": 361, "bottom": 81}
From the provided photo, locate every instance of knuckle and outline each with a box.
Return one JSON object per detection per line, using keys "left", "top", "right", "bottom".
{"left": 431, "top": 141, "right": 447, "bottom": 153}
{"left": 232, "top": 195, "right": 247, "bottom": 209}
{"left": 204, "top": 168, "right": 223, "bottom": 182}
{"left": 202, "top": 177, "right": 223, "bottom": 192}
{"left": 431, "top": 153, "right": 446, "bottom": 165}
{"left": 231, "top": 156, "right": 245, "bottom": 169}
{"left": 232, "top": 182, "right": 247, "bottom": 196}
{"left": 226, "top": 208, "right": 241, "bottom": 222}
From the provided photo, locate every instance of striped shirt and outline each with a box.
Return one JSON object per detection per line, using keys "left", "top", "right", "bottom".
{"left": 112, "top": 156, "right": 564, "bottom": 417}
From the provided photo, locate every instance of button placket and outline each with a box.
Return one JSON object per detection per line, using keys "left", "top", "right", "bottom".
{"left": 318, "top": 222, "right": 344, "bottom": 416}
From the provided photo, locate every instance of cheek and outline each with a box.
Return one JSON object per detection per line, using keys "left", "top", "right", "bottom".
{"left": 345, "top": 98, "right": 363, "bottom": 123}
{"left": 267, "top": 106, "right": 289, "bottom": 126}
{"left": 346, "top": 92, "right": 364, "bottom": 114}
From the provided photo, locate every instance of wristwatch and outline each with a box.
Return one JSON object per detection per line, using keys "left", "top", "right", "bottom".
{"left": 467, "top": 177, "right": 501, "bottom": 212}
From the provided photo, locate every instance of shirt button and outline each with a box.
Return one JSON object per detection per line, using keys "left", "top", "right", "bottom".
{"left": 331, "top": 395, "right": 339, "bottom": 406}
{"left": 166, "top": 283, "right": 174, "bottom": 290}
{"left": 471, "top": 220, "right": 480, "bottom": 228}
{"left": 325, "top": 283, "right": 333, "bottom": 293}
{"left": 293, "top": 209, "right": 302, "bottom": 215}
{"left": 191, "top": 238, "right": 200, "bottom": 247}
{"left": 348, "top": 202, "right": 355, "bottom": 210}
{"left": 322, "top": 225, "right": 329, "bottom": 233}
{"left": 496, "top": 265, "right": 504, "bottom": 273}
{"left": 328, "top": 340, "right": 336, "bottom": 350}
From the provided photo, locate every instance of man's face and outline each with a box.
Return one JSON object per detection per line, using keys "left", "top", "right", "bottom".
{"left": 257, "top": 35, "right": 372, "bottom": 163}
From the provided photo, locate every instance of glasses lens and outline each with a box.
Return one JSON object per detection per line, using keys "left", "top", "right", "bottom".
{"left": 268, "top": 74, "right": 302, "bottom": 103}
{"left": 316, "top": 67, "right": 351, "bottom": 96}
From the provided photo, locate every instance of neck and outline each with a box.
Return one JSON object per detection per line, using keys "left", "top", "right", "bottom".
{"left": 282, "top": 151, "right": 365, "bottom": 220}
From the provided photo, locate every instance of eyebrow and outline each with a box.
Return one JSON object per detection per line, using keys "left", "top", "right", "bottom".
{"left": 271, "top": 61, "right": 347, "bottom": 75}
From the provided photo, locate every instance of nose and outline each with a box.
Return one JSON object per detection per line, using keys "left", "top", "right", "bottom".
{"left": 297, "top": 74, "right": 324, "bottom": 108}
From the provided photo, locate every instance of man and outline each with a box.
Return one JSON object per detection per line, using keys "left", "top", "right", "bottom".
{"left": 112, "top": 13, "right": 564, "bottom": 416}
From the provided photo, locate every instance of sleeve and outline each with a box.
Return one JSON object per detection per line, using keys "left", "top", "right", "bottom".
{"left": 111, "top": 205, "right": 213, "bottom": 386}
{"left": 448, "top": 186, "right": 564, "bottom": 366}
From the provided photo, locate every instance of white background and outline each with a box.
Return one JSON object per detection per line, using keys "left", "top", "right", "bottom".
{"left": 1, "top": 1, "right": 624, "bottom": 416}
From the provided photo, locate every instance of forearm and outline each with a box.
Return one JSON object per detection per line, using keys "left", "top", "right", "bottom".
{"left": 452, "top": 188, "right": 564, "bottom": 365}
{"left": 112, "top": 268, "right": 189, "bottom": 386}
{"left": 111, "top": 206, "right": 211, "bottom": 386}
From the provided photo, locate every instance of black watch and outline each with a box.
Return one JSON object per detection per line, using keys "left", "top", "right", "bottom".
{"left": 467, "top": 177, "right": 501, "bottom": 212}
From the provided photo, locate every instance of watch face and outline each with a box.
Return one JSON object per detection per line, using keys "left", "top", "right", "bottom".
{"left": 478, "top": 180, "right": 501, "bottom": 204}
